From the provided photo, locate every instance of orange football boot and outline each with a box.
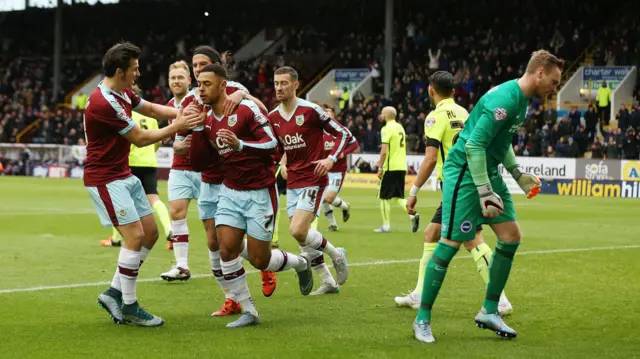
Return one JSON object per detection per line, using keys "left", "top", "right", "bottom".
{"left": 211, "top": 299, "right": 242, "bottom": 317}
{"left": 261, "top": 270, "right": 277, "bottom": 297}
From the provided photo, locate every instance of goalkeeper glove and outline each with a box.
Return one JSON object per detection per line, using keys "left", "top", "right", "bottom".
{"left": 511, "top": 167, "right": 541, "bottom": 199}
{"left": 477, "top": 184, "right": 504, "bottom": 218}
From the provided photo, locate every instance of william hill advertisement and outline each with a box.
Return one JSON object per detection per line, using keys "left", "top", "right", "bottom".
{"left": 541, "top": 179, "right": 640, "bottom": 198}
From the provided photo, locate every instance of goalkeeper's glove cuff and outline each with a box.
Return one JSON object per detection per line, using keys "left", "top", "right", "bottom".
{"left": 510, "top": 166, "right": 523, "bottom": 181}
{"left": 477, "top": 183, "right": 493, "bottom": 196}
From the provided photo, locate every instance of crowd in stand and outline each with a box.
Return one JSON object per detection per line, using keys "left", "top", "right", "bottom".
{"left": 2, "top": 0, "right": 640, "bottom": 161}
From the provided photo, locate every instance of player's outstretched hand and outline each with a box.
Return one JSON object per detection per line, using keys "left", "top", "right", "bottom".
{"left": 183, "top": 102, "right": 202, "bottom": 116}
{"left": 217, "top": 129, "right": 241, "bottom": 150}
{"left": 174, "top": 108, "right": 205, "bottom": 131}
{"left": 312, "top": 158, "right": 334, "bottom": 177}
{"left": 406, "top": 195, "right": 417, "bottom": 215}
{"left": 477, "top": 184, "right": 504, "bottom": 218}
{"left": 224, "top": 91, "right": 243, "bottom": 116}
{"left": 516, "top": 173, "right": 541, "bottom": 199}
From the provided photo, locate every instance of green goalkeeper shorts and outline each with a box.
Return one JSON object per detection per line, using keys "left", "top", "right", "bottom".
{"left": 440, "top": 162, "right": 517, "bottom": 241}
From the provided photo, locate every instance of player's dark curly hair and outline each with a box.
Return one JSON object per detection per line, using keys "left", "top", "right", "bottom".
{"left": 102, "top": 41, "right": 141, "bottom": 77}
{"left": 429, "top": 71, "right": 455, "bottom": 98}
{"left": 193, "top": 45, "right": 233, "bottom": 77}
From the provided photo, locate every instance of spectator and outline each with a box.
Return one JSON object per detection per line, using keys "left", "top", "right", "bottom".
{"left": 74, "top": 91, "right": 88, "bottom": 110}
{"left": 544, "top": 145, "right": 556, "bottom": 158}
{"left": 623, "top": 128, "right": 638, "bottom": 159}
{"left": 606, "top": 136, "right": 619, "bottom": 159}
{"left": 428, "top": 49, "right": 441, "bottom": 70}
{"left": 573, "top": 126, "right": 588, "bottom": 156}
{"left": 584, "top": 104, "right": 598, "bottom": 141}
{"left": 616, "top": 104, "right": 630, "bottom": 131}
{"left": 568, "top": 137, "right": 580, "bottom": 158}
{"left": 555, "top": 136, "right": 570, "bottom": 157}
{"left": 568, "top": 106, "right": 581, "bottom": 133}
{"left": 528, "top": 131, "right": 542, "bottom": 157}
{"left": 590, "top": 138, "right": 605, "bottom": 159}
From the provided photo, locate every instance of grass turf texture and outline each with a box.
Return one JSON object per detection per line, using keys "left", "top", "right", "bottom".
{"left": 0, "top": 177, "right": 638, "bottom": 359}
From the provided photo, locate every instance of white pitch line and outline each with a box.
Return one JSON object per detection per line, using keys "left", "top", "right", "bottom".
{"left": 1, "top": 244, "right": 639, "bottom": 295}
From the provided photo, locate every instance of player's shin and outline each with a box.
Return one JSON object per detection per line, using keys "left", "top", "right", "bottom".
{"left": 470, "top": 242, "right": 493, "bottom": 284}
{"left": 322, "top": 203, "right": 338, "bottom": 227}
{"left": 416, "top": 241, "right": 459, "bottom": 323}
{"left": 380, "top": 200, "right": 391, "bottom": 228}
{"left": 332, "top": 197, "right": 349, "bottom": 210}
{"left": 483, "top": 240, "right": 520, "bottom": 314}
{"left": 209, "top": 250, "right": 233, "bottom": 299}
{"left": 152, "top": 201, "right": 172, "bottom": 240}
{"left": 117, "top": 247, "right": 141, "bottom": 305}
{"left": 305, "top": 229, "right": 342, "bottom": 262}
{"left": 221, "top": 257, "right": 257, "bottom": 316}
{"left": 300, "top": 245, "right": 337, "bottom": 286}
{"left": 171, "top": 219, "right": 189, "bottom": 269}
{"left": 265, "top": 249, "right": 308, "bottom": 272}
{"left": 415, "top": 242, "right": 437, "bottom": 295}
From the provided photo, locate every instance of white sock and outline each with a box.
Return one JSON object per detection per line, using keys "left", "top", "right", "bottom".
{"left": 265, "top": 249, "right": 308, "bottom": 272}
{"left": 172, "top": 219, "right": 189, "bottom": 269}
{"left": 239, "top": 238, "right": 248, "bottom": 260}
{"left": 309, "top": 252, "right": 337, "bottom": 286}
{"left": 209, "top": 250, "right": 232, "bottom": 299}
{"left": 221, "top": 257, "right": 257, "bottom": 316}
{"left": 139, "top": 246, "right": 151, "bottom": 267}
{"left": 305, "top": 229, "right": 342, "bottom": 262}
{"left": 332, "top": 197, "right": 349, "bottom": 210}
{"left": 322, "top": 203, "right": 337, "bottom": 226}
{"left": 118, "top": 247, "right": 140, "bottom": 305}
{"left": 110, "top": 267, "right": 121, "bottom": 292}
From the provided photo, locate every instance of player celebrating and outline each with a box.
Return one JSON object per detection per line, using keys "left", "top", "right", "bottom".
{"left": 101, "top": 101, "right": 173, "bottom": 248}
{"left": 397, "top": 71, "right": 512, "bottom": 315}
{"left": 269, "top": 66, "right": 349, "bottom": 294}
{"left": 321, "top": 107, "right": 359, "bottom": 232}
{"left": 374, "top": 107, "right": 419, "bottom": 233}
{"left": 190, "top": 64, "right": 313, "bottom": 328}
{"left": 160, "top": 48, "right": 276, "bottom": 317}
{"left": 86, "top": 41, "right": 203, "bottom": 327}
{"left": 413, "top": 50, "right": 560, "bottom": 343}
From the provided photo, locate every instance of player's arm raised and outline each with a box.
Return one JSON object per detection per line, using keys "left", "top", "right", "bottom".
{"left": 407, "top": 114, "right": 443, "bottom": 214}
{"left": 503, "top": 145, "right": 541, "bottom": 199}
{"left": 136, "top": 100, "right": 182, "bottom": 120}
{"left": 124, "top": 107, "right": 204, "bottom": 148}
{"left": 465, "top": 99, "right": 513, "bottom": 218}
{"left": 224, "top": 83, "right": 268, "bottom": 116}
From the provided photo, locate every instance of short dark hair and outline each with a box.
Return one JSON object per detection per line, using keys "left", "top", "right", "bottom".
{"left": 102, "top": 41, "right": 141, "bottom": 77}
{"left": 274, "top": 66, "right": 299, "bottom": 82}
{"left": 199, "top": 64, "right": 228, "bottom": 80}
{"left": 193, "top": 45, "right": 222, "bottom": 64}
{"left": 429, "top": 71, "right": 455, "bottom": 97}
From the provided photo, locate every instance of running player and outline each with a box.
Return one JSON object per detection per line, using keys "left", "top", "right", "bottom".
{"left": 190, "top": 64, "right": 313, "bottom": 328}
{"left": 160, "top": 48, "right": 276, "bottom": 316}
{"left": 321, "top": 107, "right": 359, "bottom": 232}
{"left": 396, "top": 71, "right": 512, "bottom": 315}
{"left": 86, "top": 41, "right": 203, "bottom": 327}
{"left": 413, "top": 50, "right": 560, "bottom": 343}
{"left": 269, "top": 66, "right": 349, "bottom": 294}
{"left": 374, "top": 107, "right": 419, "bottom": 233}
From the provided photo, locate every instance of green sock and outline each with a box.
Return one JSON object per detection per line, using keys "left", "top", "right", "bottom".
{"left": 272, "top": 210, "right": 280, "bottom": 244}
{"left": 112, "top": 227, "right": 122, "bottom": 242}
{"left": 415, "top": 242, "right": 437, "bottom": 294}
{"left": 380, "top": 200, "right": 391, "bottom": 227}
{"left": 416, "top": 241, "right": 459, "bottom": 322}
{"left": 395, "top": 198, "right": 407, "bottom": 212}
{"left": 152, "top": 201, "right": 172, "bottom": 239}
{"left": 470, "top": 242, "right": 493, "bottom": 285}
{"left": 483, "top": 240, "right": 520, "bottom": 314}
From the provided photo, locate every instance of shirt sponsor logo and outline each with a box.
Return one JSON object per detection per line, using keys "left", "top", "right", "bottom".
{"left": 280, "top": 133, "right": 306, "bottom": 150}
{"left": 212, "top": 138, "right": 234, "bottom": 155}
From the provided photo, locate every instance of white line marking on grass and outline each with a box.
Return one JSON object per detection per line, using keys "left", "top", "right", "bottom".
{"left": 1, "top": 244, "right": 638, "bottom": 295}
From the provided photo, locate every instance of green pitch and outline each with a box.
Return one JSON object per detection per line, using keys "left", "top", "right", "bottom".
{"left": 0, "top": 177, "right": 638, "bottom": 358}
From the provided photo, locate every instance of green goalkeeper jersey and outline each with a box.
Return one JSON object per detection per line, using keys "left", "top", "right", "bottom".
{"left": 446, "top": 79, "right": 528, "bottom": 178}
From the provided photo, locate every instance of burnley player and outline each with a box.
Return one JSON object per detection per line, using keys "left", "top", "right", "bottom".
{"left": 159, "top": 60, "right": 201, "bottom": 281}
{"left": 269, "top": 66, "right": 349, "bottom": 289}
{"left": 321, "top": 108, "right": 359, "bottom": 232}
{"left": 191, "top": 64, "right": 313, "bottom": 328}
{"left": 86, "top": 42, "right": 203, "bottom": 327}
{"left": 160, "top": 48, "right": 276, "bottom": 317}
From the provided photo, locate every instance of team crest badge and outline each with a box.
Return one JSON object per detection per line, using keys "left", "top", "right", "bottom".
{"left": 119, "top": 209, "right": 127, "bottom": 217}
{"left": 228, "top": 114, "right": 238, "bottom": 127}
{"left": 494, "top": 108, "right": 507, "bottom": 121}
{"left": 295, "top": 114, "right": 305, "bottom": 126}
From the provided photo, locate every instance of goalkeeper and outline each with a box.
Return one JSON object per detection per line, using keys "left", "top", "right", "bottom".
{"left": 413, "top": 50, "right": 563, "bottom": 343}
